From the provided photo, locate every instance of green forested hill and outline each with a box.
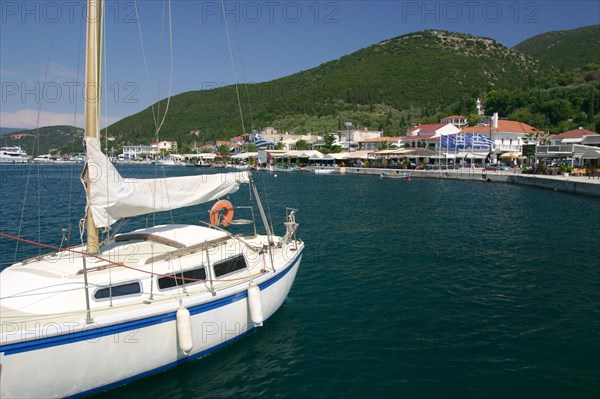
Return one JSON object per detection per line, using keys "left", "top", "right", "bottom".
{"left": 514, "top": 25, "right": 600, "bottom": 71}
{"left": 108, "top": 30, "right": 551, "bottom": 144}
{"left": 0, "top": 126, "right": 84, "bottom": 156}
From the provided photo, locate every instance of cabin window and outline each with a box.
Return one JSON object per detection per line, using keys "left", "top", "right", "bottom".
{"left": 158, "top": 267, "right": 207, "bottom": 290}
{"left": 213, "top": 255, "right": 247, "bottom": 278}
{"left": 94, "top": 281, "right": 142, "bottom": 300}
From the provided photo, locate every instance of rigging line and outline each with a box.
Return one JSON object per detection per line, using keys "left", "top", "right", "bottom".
{"left": 154, "top": 0, "right": 174, "bottom": 137}
{"left": 233, "top": 22, "right": 255, "bottom": 130}
{"left": 221, "top": 0, "right": 246, "bottom": 135}
{"left": 14, "top": 21, "right": 58, "bottom": 261}
{"left": 100, "top": 1, "right": 112, "bottom": 243}
{"left": 156, "top": 0, "right": 166, "bottom": 133}
{"left": 154, "top": 0, "right": 176, "bottom": 227}
{"left": 67, "top": 13, "right": 86, "bottom": 248}
{"left": 133, "top": 0, "right": 159, "bottom": 130}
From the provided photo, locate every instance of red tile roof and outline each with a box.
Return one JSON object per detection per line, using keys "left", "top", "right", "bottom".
{"left": 408, "top": 123, "right": 447, "bottom": 134}
{"left": 462, "top": 120, "right": 541, "bottom": 134}
{"left": 552, "top": 128, "right": 598, "bottom": 139}
{"left": 399, "top": 134, "right": 439, "bottom": 141}
{"left": 358, "top": 136, "right": 402, "bottom": 143}
{"left": 443, "top": 115, "right": 466, "bottom": 119}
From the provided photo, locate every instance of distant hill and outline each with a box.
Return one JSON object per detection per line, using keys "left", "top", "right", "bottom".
{"left": 109, "top": 29, "right": 551, "bottom": 143}
{"left": 0, "top": 126, "right": 84, "bottom": 156}
{"left": 0, "top": 127, "right": 27, "bottom": 136}
{"left": 514, "top": 25, "right": 600, "bottom": 71}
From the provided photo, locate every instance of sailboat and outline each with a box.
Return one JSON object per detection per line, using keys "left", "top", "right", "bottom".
{"left": 0, "top": 1, "right": 303, "bottom": 397}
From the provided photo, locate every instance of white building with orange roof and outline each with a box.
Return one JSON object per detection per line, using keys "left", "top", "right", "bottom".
{"left": 461, "top": 115, "right": 542, "bottom": 155}
{"left": 407, "top": 123, "right": 459, "bottom": 137}
{"left": 151, "top": 140, "right": 177, "bottom": 153}
{"left": 549, "top": 127, "right": 599, "bottom": 145}
{"left": 536, "top": 127, "right": 600, "bottom": 168}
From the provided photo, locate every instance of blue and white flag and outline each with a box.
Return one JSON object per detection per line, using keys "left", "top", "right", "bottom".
{"left": 441, "top": 134, "right": 457, "bottom": 148}
{"left": 471, "top": 134, "right": 494, "bottom": 148}
{"left": 253, "top": 133, "right": 275, "bottom": 147}
{"left": 444, "top": 133, "right": 494, "bottom": 149}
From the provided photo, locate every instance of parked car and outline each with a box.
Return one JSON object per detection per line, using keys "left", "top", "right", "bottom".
{"left": 484, "top": 163, "right": 512, "bottom": 171}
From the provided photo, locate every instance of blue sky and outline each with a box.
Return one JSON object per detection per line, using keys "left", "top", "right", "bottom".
{"left": 1, "top": 0, "right": 598, "bottom": 129}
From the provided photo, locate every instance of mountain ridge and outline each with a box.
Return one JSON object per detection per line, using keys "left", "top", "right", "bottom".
{"left": 107, "top": 29, "right": 551, "bottom": 144}
{"left": 514, "top": 24, "right": 600, "bottom": 71}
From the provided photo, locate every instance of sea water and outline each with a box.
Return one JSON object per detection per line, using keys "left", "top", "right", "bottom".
{"left": 1, "top": 165, "right": 599, "bottom": 398}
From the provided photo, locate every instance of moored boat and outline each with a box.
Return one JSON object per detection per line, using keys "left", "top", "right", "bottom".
{"left": 0, "top": 1, "right": 304, "bottom": 397}
{"left": 379, "top": 171, "right": 411, "bottom": 179}
{"left": 313, "top": 168, "right": 335, "bottom": 175}
{"left": 0, "top": 146, "right": 29, "bottom": 163}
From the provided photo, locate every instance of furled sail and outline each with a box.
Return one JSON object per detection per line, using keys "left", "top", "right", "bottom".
{"left": 83, "top": 137, "right": 249, "bottom": 228}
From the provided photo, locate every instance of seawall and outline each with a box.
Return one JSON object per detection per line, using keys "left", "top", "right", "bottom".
{"left": 337, "top": 167, "right": 600, "bottom": 198}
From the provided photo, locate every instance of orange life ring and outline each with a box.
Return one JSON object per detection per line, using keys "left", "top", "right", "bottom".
{"left": 210, "top": 200, "right": 234, "bottom": 227}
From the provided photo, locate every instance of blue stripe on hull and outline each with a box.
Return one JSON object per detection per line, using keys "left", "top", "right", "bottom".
{"left": 0, "top": 250, "right": 302, "bottom": 356}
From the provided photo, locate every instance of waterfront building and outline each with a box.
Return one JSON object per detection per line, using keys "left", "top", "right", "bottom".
{"left": 440, "top": 115, "right": 468, "bottom": 128}
{"left": 549, "top": 128, "right": 599, "bottom": 145}
{"left": 122, "top": 145, "right": 154, "bottom": 159}
{"left": 358, "top": 136, "right": 403, "bottom": 151}
{"left": 151, "top": 140, "right": 177, "bottom": 153}
{"left": 407, "top": 123, "right": 460, "bottom": 137}
{"left": 536, "top": 128, "right": 600, "bottom": 168}
{"left": 461, "top": 118, "right": 541, "bottom": 158}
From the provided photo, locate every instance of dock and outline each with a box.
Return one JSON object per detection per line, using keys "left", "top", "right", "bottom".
{"left": 337, "top": 167, "right": 600, "bottom": 198}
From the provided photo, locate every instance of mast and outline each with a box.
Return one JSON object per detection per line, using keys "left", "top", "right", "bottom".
{"left": 84, "top": 0, "right": 102, "bottom": 253}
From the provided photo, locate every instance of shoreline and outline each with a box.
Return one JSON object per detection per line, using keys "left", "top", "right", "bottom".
{"left": 338, "top": 167, "right": 600, "bottom": 198}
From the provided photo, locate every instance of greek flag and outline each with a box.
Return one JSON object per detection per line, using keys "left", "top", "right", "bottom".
{"left": 444, "top": 133, "right": 494, "bottom": 149}
{"left": 441, "top": 134, "right": 457, "bottom": 148}
{"left": 471, "top": 134, "right": 494, "bottom": 148}
{"left": 253, "top": 133, "right": 275, "bottom": 148}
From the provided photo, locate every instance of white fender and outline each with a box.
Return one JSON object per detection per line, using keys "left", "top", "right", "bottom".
{"left": 176, "top": 306, "right": 193, "bottom": 354}
{"left": 247, "top": 283, "right": 264, "bottom": 327}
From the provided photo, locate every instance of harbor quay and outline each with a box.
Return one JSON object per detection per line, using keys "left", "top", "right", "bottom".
{"left": 334, "top": 167, "right": 600, "bottom": 198}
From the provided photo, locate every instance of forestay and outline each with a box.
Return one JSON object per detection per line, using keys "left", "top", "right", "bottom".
{"left": 83, "top": 137, "right": 249, "bottom": 228}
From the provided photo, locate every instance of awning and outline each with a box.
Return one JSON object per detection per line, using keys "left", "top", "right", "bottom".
{"left": 499, "top": 152, "right": 524, "bottom": 159}
{"left": 457, "top": 152, "right": 488, "bottom": 159}
{"left": 231, "top": 152, "right": 258, "bottom": 159}
{"left": 184, "top": 153, "right": 217, "bottom": 160}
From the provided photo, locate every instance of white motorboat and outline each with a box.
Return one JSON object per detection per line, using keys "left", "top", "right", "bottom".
{"left": 155, "top": 156, "right": 186, "bottom": 166}
{"left": 0, "top": 2, "right": 303, "bottom": 397}
{"left": 32, "top": 154, "right": 56, "bottom": 163}
{"left": 379, "top": 171, "right": 411, "bottom": 179}
{"left": 0, "top": 146, "right": 29, "bottom": 163}
{"left": 313, "top": 168, "right": 335, "bottom": 175}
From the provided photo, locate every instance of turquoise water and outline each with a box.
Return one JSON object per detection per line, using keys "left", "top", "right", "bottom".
{"left": 1, "top": 165, "right": 599, "bottom": 398}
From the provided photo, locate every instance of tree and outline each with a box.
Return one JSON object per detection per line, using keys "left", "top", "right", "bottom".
{"left": 275, "top": 142, "right": 285, "bottom": 150}
{"left": 377, "top": 140, "right": 392, "bottom": 151}
{"left": 216, "top": 144, "right": 231, "bottom": 158}
{"left": 541, "top": 99, "right": 573, "bottom": 125}
{"left": 179, "top": 143, "right": 192, "bottom": 154}
{"left": 321, "top": 134, "right": 342, "bottom": 154}
{"left": 295, "top": 139, "right": 310, "bottom": 150}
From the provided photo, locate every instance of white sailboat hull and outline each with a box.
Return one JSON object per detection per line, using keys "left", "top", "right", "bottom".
{"left": 0, "top": 250, "right": 302, "bottom": 398}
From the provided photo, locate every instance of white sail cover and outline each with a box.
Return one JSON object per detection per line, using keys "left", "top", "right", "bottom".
{"left": 83, "top": 137, "right": 249, "bottom": 228}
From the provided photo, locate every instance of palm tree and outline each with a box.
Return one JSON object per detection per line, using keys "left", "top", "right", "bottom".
{"left": 377, "top": 140, "right": 392, "bottom": 151}
{"left": 275, "top": 142, "right": 285, "bottom": 150}
{"left": 295, "top": 139, "right": 310, "bottom": 150}
{"left": 216, "top": 144, "right": 231, "bottom": 158}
